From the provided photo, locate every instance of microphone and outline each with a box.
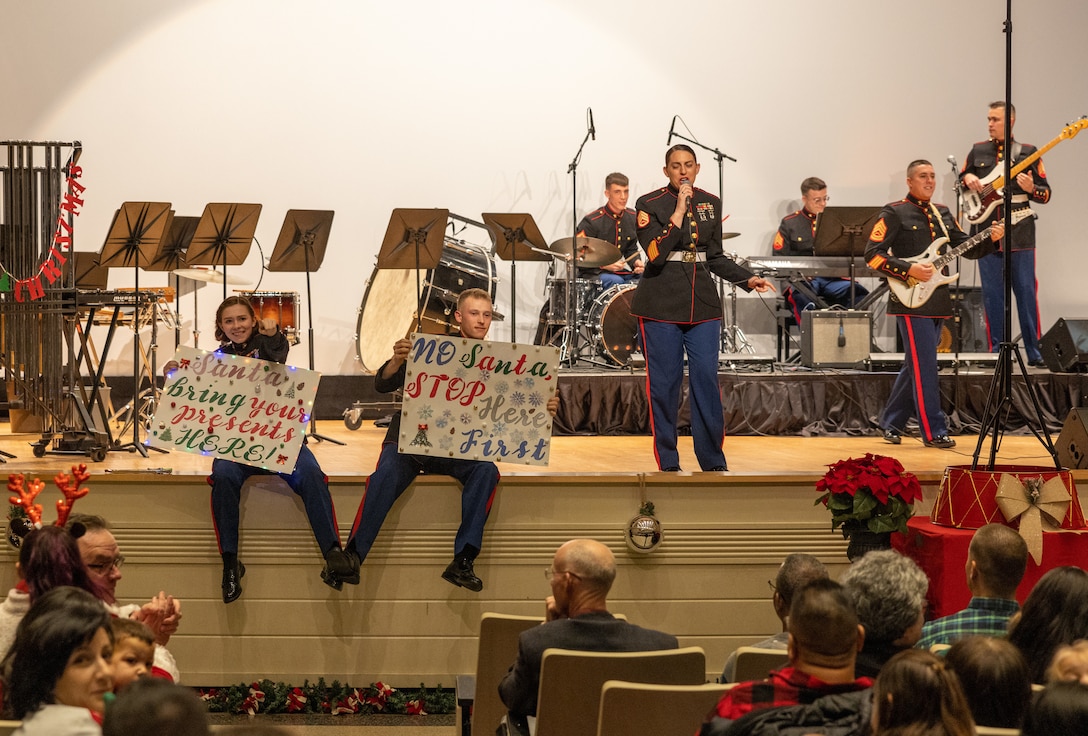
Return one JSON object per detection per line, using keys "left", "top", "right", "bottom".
{"left": 667, "top": 115, "right": 676, "bottom": 145}
{"left": 947, "top": 154, "right": 958, "bottom": 168}
{"left": 589, "top": 108, "right": 595, "bottom": 141}
{"left": 680, "top": 177, "right": 691, "bottom": 208}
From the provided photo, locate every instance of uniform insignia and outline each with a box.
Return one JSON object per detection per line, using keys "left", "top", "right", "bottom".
{"left": 637, "top": 211, "right": 650, "bottom": 228}
{"left": 773, "top": 233, "right": 784, "bottom": 251}
{"left": 695, "top": 202, "right": 714, "bottom": 222}
{"left": 647, "top": 241, "right": 659, "bottom": 261}
{"left": 870, "top": 218, "right": 887, "bottom": 242}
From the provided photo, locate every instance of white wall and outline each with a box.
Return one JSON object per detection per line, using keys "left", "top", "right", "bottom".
{"left": 4, "top": 0, "right": 1086, "bottom": 374}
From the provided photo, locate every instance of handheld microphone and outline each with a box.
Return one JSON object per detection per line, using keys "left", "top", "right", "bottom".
{"left": 680, "top": 177, "right": 691, "bottom": 208}
{"left": 947, "top": 154, "right": 958, "bottom": 168}
{"left": 667, "top": 115, "right": 676, "bottom": 145}
{"left": 589, "top": 108, "right": 595, "bottom": 141}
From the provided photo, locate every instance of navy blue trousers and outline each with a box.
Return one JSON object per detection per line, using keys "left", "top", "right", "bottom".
{"left": 882, "top": 316, "right": 948, "bottom": 442}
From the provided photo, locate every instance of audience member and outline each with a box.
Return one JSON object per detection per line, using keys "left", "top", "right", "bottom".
{"left": 67, "top": 513, "right": 181, "bottom": 682}
{"left": 703, "top": 580, "right": 870, "bottom": 733}
{"left": 1007, "top": 565, "right": 1088, "bottom": 683}
{"left": 1048, "top": 639, "right": 1088, "bottom": 685}
{"left": 1021, "top": 681, "right": 1088, "bottom": 736}
{"left": 497, "top": 539, "right": 678, "bottom": 723}
{"left": 0, "top": 525, "right": 104, "bottom": 659}
{"left": 944, "top": 635, "right": 1031, "bottom": 729}
{"left": 840, "top": 549, "right": 929, "bottom": 678}
{"left": 870, "top": 649, "right": 974, "bottom": 736}
{"left": 102, "top": 676, "right": 211, "bottom": 736}
{"left": 109, "top": 618, "right": 156, "bottom": 691}
{"left": 917, "top": 523, "right": 1027, "bottom": 649}
{"left": 721, "top": 553, "right": 829, "bottom": 682}
{"left": 1, "top": 586, "right": 114, "bottom": 733}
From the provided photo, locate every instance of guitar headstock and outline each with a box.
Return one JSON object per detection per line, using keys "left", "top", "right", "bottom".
{"left": 1061, "top": 116, "right": 1088, "bottom": 140}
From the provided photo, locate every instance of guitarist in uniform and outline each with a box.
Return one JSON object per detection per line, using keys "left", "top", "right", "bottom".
{"left": 961, "top": 101, "right": 1051, "bottom": 366}
{"left": 865, "top": 160, "right": 1003, "bottom": 449}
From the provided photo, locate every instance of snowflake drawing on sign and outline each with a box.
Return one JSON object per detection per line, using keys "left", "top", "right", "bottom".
{"left": 528, "top": 393, "right": 543, "bottom": 407}
{"left": 460, "top": 413, "right": 472, "bottom": 425}
{"left": 496, "top": 381, "right": 509, "bottom": 394}
{"left": 510, "top": 429, "right": 526, "bottom": 445}
{"left": 418, "top": 405, "right": 434, "bottom": 420}
{"left": 442, "top": 409, "right": 453, "bottom": 419}
{"left": 454, "top": 366, "right": 467, "bottom": 379}
{"left": 510, "top": 391, "right": 526, "bottom": 406}
{"left": 479, "top": 369, "right": 491, "bottom": 382}
{"left": 435, "top": 417, "right": 448, "bottom": 429}
{"left": 493, "top": 421, "right": 507, "bottom": 435}
{"left": 438, "top": 435, "right": 454, "bottom": 451}
{"left": 410, "top": 424, "right": 432, "bottom": 448}
{"left": 523, "top": 377, "right": 535, "bottom": 389}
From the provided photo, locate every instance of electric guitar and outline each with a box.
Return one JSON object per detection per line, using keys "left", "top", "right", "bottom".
{"left": 964, "top": 116, "right": 1087, "bottom": 224}
{"left": 887, "top": 208, "right": 1036, "bottom": 308}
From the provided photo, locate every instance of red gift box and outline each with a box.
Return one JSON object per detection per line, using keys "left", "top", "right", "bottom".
{"left": 932, "top": 465, "right": 1087, "bottom": 530}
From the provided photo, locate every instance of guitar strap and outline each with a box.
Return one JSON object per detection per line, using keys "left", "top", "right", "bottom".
{"left": 929, "top": 203, "right": 951, "bottom": 243}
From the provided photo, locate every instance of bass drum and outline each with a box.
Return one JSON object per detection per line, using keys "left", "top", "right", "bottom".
{"left": 589, "top": 283, "right": 640, "bottom": 366}
{"left": 355, "top": 240, "right": 496, "bottom": 374}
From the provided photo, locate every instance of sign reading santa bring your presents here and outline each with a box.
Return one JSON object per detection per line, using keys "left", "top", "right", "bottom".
{"left": 398, "top": 334, "right": 559, "bottom": 466}
{"left": 148, "top": 346, "right": 319, "bottom": 471}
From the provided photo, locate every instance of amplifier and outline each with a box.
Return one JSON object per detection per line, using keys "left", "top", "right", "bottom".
{"left": 801, "top": 310, "right": 871, "bottom": 368}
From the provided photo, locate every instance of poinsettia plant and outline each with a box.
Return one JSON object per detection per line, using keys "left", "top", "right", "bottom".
{"left": 815, "top": 453, "right": 923, "bottom": 535}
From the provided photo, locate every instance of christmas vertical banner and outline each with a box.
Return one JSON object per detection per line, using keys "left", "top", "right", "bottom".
{"left": 397, "top": 334, "right": 560, "bottom": 466}
{"left": 148, "top": 346, "right": 319, "bottom": 471}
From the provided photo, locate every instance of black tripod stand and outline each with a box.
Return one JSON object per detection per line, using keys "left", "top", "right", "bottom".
{"left": 972, "top": 0, "right": 1060, "bottom": 470}
{"left": 268, "top": 209, "right": 342, "bottom": 445}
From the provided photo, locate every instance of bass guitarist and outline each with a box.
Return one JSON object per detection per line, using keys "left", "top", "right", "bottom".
{"left": 961, "top": 101, "right": 1051, "bottom": 366}
{"left": 865, "top": 160, "right": 1003, "bottom": 449}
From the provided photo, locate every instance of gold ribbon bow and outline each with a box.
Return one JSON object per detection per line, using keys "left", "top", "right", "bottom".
{"left": 995, "top": 474, "right": 1070, "bottom": 565}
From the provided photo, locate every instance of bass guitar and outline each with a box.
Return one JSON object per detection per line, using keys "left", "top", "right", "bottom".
{"left": 887, "top": 208, "right": 1036, "bottom": 309}
{"left": 964, "top": 116, "right": 1087, "bottom": 224}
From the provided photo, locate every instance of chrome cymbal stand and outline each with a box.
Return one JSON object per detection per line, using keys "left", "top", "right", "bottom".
{"left": 720, "top": 251, "right": 754, "bottom": 354}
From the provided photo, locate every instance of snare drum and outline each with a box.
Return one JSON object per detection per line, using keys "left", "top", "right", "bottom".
{"left": 245, "top": 291, "right": 300, "bottom": 344}
{"left": 355, "top": 239, "right": 496, "bottom": 374}
{"left": 547, "top": 277, "right": 601, "bottom": 325}
{"left": 588, "top": 283, "right": 640, "bottom": 366}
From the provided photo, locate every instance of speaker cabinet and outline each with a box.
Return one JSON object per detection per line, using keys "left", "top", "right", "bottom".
{"left": 1040, "top": 318, "right": 1088, "bottom": 373}
{"left": 1057, "top": 408, "right": 1088, "bottom": 469}
{"left": 801, "top": 310, "right": 871, "bottom": 368}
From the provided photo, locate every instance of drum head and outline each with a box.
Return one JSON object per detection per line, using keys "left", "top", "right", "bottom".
{"left": 595, "top": 285, "right": 639, "bottom": 366}
{"left": 356, "top": 268, "right": 423, "bottom": 374}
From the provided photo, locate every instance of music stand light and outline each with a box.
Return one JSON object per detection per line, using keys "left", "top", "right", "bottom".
{"left": 267, "top": 209, "right": 341, "bottom": 445}
{"left": 96, "top": 201, "right": 173, "bottom": 457}
{"left": 376, "top": 208, "right": 449, "bottom": 333}
{"left": 482, "top": 213, "right": 550, "bottom": 342}
{"left": 813, "top": 206, "right": 882, "bottom": 308}
{"left": 185, "top": 203, "right": 262, "bottom": 300}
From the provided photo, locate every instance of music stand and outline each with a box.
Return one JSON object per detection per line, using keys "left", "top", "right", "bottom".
{"left": 144, "top": 213, "right": 198, "bottom": 347}
{"left": 813, "top": 206, "right": 882, "bottom": 308}
{"left": 96, "top": 201, "right": 172, "bottom": 457}
{"left": 185, "top": 203, "right": 262, "bottom": 299}
{"left": 481, "top": 213, "right": 550, "bottom": 342}
{"left": 376, "top": 208, "right": 449, "bottom": 334}
{"left": 267, "top": 209, "right": 341, "bottom": 444}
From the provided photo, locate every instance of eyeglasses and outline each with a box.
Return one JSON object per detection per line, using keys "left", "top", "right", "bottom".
{"left": 87, "top": 556, "right": 125, "bottom": 573}
{"left": 544, "top": 567, "right": 582, "bottom": 580}
{"left": 767, "top": 579, "right": 777, "bottom": 593}
{"left": 810, "top": 196, "right": 830, "bottom": 204}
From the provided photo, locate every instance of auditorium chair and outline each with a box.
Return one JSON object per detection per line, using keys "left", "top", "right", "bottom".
{"left": 732, "top": 646, "right": 790, "bottom": 682}
{"left": 595, "top": 680, "right": 733, "bottom": 736}
{"left": 464, "top": 612, "right": 544, "bottom": 736}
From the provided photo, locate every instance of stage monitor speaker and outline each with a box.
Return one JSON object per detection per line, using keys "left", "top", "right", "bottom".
{"left": 801, "top": 310, "right": 871, "bottom": 368}
{"left": 1057, "top": 407, "right": 1088, "bottom": 469}
{"left": 1040, "top": 318, "right": 1088, "bottom": 373}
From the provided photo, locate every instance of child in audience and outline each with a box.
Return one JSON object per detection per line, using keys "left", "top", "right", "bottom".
{"left": 1047, "top": 639, "right": 1088, "bottom": 685}
{"left": 0, "top": 586, "right": 114, "bottom": 733}
{"left": 870, "top": 649, "right": 974, "bottom": 736}
{"left": 109, "top": 618, "right": 156, "bottom": 691}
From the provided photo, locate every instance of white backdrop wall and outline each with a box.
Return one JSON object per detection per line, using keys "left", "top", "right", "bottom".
{"left": 3, "top": 0, "right": 1086, "bottom": 375}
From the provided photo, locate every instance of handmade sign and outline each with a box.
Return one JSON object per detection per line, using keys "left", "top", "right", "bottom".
{"left": 397, "top": 334, "right": 560, "bottom": 466}
{"left": 148, "top": 346, "right": 319, "bottom": 471}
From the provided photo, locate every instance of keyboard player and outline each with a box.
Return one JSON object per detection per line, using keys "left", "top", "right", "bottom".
{"left": 772, "top": 177, "right": 868, "bottom": 322}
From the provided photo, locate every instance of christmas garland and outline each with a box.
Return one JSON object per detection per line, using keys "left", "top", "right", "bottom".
{"left": 197, "top": 679, "right": 455, "bottom": 716}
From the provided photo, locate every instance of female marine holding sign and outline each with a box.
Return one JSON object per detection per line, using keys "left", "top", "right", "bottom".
{"left": 164, "top": 296, "right": 357, "bottom": 603}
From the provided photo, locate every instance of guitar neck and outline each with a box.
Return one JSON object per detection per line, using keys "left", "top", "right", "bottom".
{"left": 932, "top": 229, "right": 990, "bottom": 270}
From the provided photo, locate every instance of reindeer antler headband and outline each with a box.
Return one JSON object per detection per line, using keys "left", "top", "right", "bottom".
{"left": 7, "top": 464, "right": 91, "bottom": 547}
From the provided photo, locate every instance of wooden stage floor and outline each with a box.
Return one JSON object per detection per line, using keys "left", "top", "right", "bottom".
{"left": 2, "top": 421, "right": 1067, "bottom": 479}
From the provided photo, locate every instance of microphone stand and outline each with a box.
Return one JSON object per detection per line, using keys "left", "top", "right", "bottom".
{"left": 948, "top": 157, "right": 965, "bottom": 374}
{"left": 666, "top": 126, "right": 738, "bottom": 354}
{"left": 564, "top": 117, "right": 593, "bottom": 367}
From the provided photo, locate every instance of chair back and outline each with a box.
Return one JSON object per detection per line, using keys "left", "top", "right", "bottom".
{"left": 974, "top": 727, "right": 1021, "bottom": 736}
{"left": 534, "top": 646, "right": 706, "bottom": 736}
{"left": 0, "top": 722, "right": 19, "bottom": 736}
{"left": 732, "top": 646, "right": 789, "bottom": 682}
{"left": 470, "top": 612, "right": 544, "bottom": 736}
{"left": 596, "top": 680, "right": 732, "bottom": 736}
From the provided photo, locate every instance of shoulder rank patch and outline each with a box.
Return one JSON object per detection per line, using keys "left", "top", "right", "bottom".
{"left": 773, "top": 232, "right": 784, "bottom": 251}
{"left": 870, "top": 218, "right": 887, "bottom": 243}
{"left": 637, "top": 210, "right": 650, "bottom": 228}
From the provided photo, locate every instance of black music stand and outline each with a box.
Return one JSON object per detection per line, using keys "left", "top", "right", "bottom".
{"left": 97, "top": 201, "right": 173, "bottom": 457}
{"left": 376, "top": 208, "right": 449, "bottom": 333}
{"left": 144, "top": 214, "right": 198, "bottom": 348}
{"left": 813, "top": 206, "right": 882, "bottom": 308}
{"left": 482, "top": 213, "right": 550, "bottom": 342}
{"left": 185, "top": 203, "right": 262, "bottom": 299}
{"left": 267, "top": 209, "right": 341, "bottom": 444}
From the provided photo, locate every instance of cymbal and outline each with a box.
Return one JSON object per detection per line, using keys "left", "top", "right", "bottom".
{"left": 171, "top": 268, "right": 251, "bottom": 285}
{"left": 723, "top": 232, "right": 741, "bottom": 240}
{"left": 548, "top": 236, "right": 622, "bottom": 268}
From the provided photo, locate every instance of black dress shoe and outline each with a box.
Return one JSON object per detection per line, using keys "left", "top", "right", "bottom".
{"left": 661, "top": 466, "right": 682, "bottom": 472}
{"left": 222, "top": 561, "right": 245, "bottom": 604}
{"left": 706, "top": 465, "right": 728, "bottom": 472}
{"left": 441, "top": 557, "right": 483, "bottom": 592}
{"left": 923, "top": 435, "right": 956, "bottom": 449}
{"left": 321, "top": 547, "right": 360, "bottom": 589}
{"left": 883, "top": 428, "right": 902, "bottom": 445}
{"left": 1028, "top": 358, "right": 1046, "bottom": 368}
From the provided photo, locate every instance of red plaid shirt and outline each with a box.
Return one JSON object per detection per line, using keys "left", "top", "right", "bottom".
{"left": 714, "top": 666, "right": 873, "bottom": 719}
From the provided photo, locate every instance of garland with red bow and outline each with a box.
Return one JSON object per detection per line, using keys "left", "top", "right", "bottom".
{"left": 197, "top": 679, "right": 452, "bottom": 716}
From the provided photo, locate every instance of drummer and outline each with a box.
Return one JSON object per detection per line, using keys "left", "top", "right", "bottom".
{"left": 576, "top": 172, "right": 644, "bottom": 287}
